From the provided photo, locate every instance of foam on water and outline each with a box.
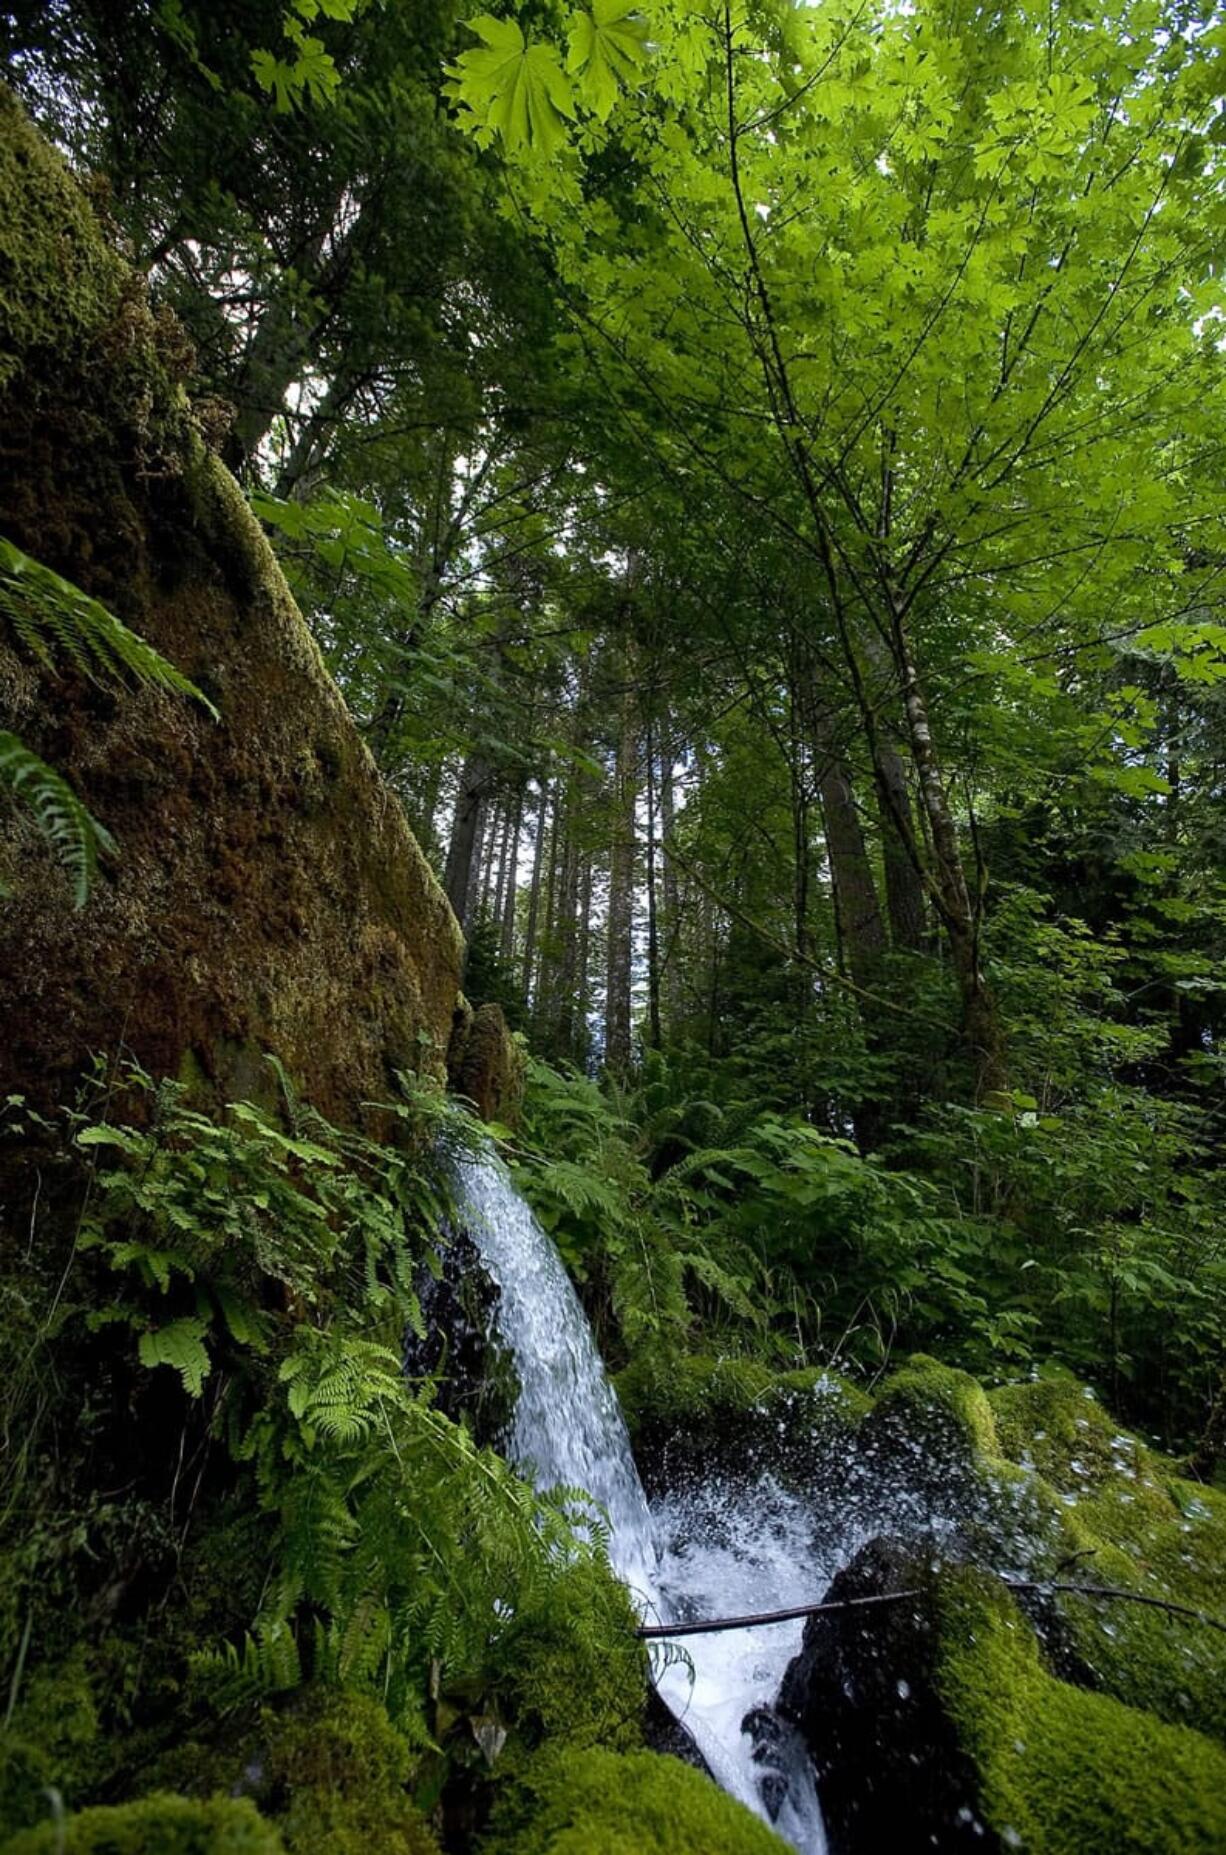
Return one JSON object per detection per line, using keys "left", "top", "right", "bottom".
{"left": 452, "top": 1143, "right": 828, "bottom": 1852}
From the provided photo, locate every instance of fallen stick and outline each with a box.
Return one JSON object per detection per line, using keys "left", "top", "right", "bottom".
{"left": 634, "top": 1577, "right": 1226, "bottom": 1640}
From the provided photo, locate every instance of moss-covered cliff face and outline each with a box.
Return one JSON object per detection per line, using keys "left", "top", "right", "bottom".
{"left": 0, "top": 87, "right": 463, "bottom": 1125}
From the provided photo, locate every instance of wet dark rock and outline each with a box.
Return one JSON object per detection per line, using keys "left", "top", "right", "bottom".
{"left": 404, "top": 1229, "right": 519, "bottom": 1448}
{"left": 643, "top": 1683, "right": 714, "bottom": 1777}
{"left": 777, "top": 1537, "right": 994, "bottom": 1855}
{"left": 742, "top": 1706, "right": 814, "bottom": 1828}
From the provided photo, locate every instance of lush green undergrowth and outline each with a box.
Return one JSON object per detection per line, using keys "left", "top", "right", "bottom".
{"left": 509, "top": 1049, "right": 1226, "bottom": 1455}
{"left": 0, "top": 1069, "right": 648, "bottom": 1850}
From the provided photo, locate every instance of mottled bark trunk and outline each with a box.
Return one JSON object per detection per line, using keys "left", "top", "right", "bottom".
{"left": 499, "top": 785, "right": 523, "bottom": 964}
{"left": 891, "top": 597, "right": 1006, "bottom": 1097}
{"left": 576, "top": 854, "right": 595, "bottom": 1060}
{"left": 645, "top": 723, "right": 662, "bottom": 1050}
{"left": 660, "top": 736, "right": 682, "bottom": 1030}
{"left": 443, "top": 752, "right": 490, "bottom": 932}
{"left": 876, "top": 742, "right": 927, "bottom": 953}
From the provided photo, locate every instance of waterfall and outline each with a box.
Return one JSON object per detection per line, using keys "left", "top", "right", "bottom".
{"left": 451, "top": 1144, "right": 828, "bottom": 1855}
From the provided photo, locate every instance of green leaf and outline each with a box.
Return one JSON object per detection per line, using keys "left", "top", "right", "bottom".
{"left": 0, "top": 731, "right": 115, "bottom": 908}
{"left": 139, "top": 1316, "right": 212, "bottom": 1397}
{"left": 446, "top": 16, "right": 576, "bottom": 155}
{"left": 566, "top": 1, "right": 648, "bottom": 121}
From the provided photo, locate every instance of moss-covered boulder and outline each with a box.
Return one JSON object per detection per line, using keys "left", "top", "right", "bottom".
{"left": 780, "top": 1538, "right": 1226, "bottom": 1855}
{"left": 988, "top": 1376, "right": 1226, "bottom": 1745}
{"left": 259, "top": 1689, "right": 440, "bottom": 1855}
{"left": 615, "top": 1352, "right": 870, "bottom": 1498}
{"left": 0, "top": 86, "right": 462, "bottom": 1131}
{"left": 767, "top": 1358, "right": 1226, "bottom": 1853}
{"left": 482, "top": 1746, "right": 791, "bottom": 1854}
{"left": 1, "top": 1795, "right": 283, "bottom": 1855}
{"left": 448, "top": 1001, "right": 525, "bottom": 1127}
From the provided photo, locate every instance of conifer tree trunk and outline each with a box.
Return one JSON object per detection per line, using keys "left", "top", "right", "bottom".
{"left": 522, "top": 778, "right": 550, "bottom": 1000}
{"left": 605, "top": 679, "right": 638, "bottom": 1073}
{"left": 660, "top": 734, "right": 682, "bottom": 1031}
{"left": 499, "top": 784, "right": 524, "bottom": 964}
{"left": 576, "top": 854, "right": 595, "bottom": 1061}
{"left": 645, "top": 720, "right": 662, "bottom": 1050}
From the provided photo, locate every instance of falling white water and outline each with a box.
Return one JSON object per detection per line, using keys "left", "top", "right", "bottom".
{"left": 451, "top": 1143, "right": 828, "bottom": 1854}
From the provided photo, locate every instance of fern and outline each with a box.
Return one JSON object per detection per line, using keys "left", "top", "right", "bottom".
{"left": 0, "top": 536, "right": 218, "bottom": 715}
{"left": 0, "top": 537, "right": 219, "bottom": 901}
{"left": 0, "top": 729, "right": 115, "bottom": 907}
{"left": 138, "top": 1313, "right": 212, "bottom": 1396}
{"left": 191, "top": 1618, "right": 302, "bottom": 1713}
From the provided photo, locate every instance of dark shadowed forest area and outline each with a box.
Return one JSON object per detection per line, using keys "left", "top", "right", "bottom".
{"left": 0, "top": 3, "right": 1225, "bottom": 1851}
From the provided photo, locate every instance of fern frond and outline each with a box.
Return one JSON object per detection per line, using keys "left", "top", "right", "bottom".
{"left": 0, "top": 730, "right": 115, "bottom": 907}
{"left": 0, "top": 536, "right": 218, "bottom": 717}
{"left": 191, "top": 1618, "right": 301, "bottom": 1713}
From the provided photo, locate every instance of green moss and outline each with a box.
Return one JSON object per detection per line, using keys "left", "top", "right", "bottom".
{"left": 261, "top": 1689, "right": 439, "bottom": 1855}
{"left": 616, "top": 1353, "right": 870, "bottom": 1461}
{"left": 0, "top": 86, "right": 124, "bottom": 385}
{"left": 989, "top": 1377, "right": 1226, "bottom": 1743}
{"left": 936, "top": 1569, "right": 1226, "bottom": 1854}
{"left": 1, "top": 1795, "right": 283, "bottom": 1855}
{"left": 0, "top": 1650, "right": 109, "bottom": 1839}
{"left": 483, "top": 1747, "right": 790, "bottom": 1854}
{"left": 491, "top": 1558, "right": 647, "bottom": 1754}
{"left": 866, "top": 1354, "right": 998, "bottom": 1466}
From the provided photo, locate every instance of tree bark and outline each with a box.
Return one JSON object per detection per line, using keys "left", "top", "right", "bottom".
{"left": 522, "top": 778, "right": 550, "bottom": 1001}
{"left": 890, "top": 596, "right": 1006, "bottom": 1097}
{"left": 499, "top": 783, "right": 524, "bottom": 965}
{"left": 645, "top": 719, "right": 662, "bottom": 1050}
{"left": 876, "top": 742, "right": 927, "bottom": 953}
{"left": 605, "top": 676, "right": 638, "bottom": 1073}
{"left": 443, "top": 752, "right": 491, "bottom": 933}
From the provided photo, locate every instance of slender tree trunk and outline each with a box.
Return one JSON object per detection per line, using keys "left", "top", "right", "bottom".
{"left": 876, "top": 742, "right": 927, "bottom": 952}
{"left": 808, "top": 700, "right": 886, "bottom": 994}
{"left": 554, "top": 804, "right": 582, "bottom": 1056}
{"left": 444, "top": 753, "right": 491, "bottom": 932}
{"left": 522, "top": 778, "right": 550, "bottom": 1001}
{"left": 491, "top": 804, "right": 512, "bottom": 931}
{"left": 477, "top": 802, "right": 499, "bottom": 920}
{"left": 645, "top": 720, "right": 662, "bottom": 1050}
{"left": 890, "top": 596, "right": 1006, "bottom": 1097}
{"left": 499, "top": 785, "right": 524, "bottom": 965}
{"left": 660, "top": 733, "right": 682, "bottom": 1031}
{"left": 576, "top": 853, "right": 594, "bottom": 1063}
{"left": 605, "top": 678, "right": 638, "bottom": 1074}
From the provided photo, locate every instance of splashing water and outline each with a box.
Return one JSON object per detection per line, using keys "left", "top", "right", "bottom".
{"left": 451, "top": 1143, "right": 828, "bottom": 1854}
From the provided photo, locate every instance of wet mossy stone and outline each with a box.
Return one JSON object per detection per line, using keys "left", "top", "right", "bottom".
{"left": 1, "top": 1795, "right": 284, "bottom": 1855}
{"left": 859, "top": 1355, "right": 997, "bottom": 1493}
{"left": 780, "top": 1540, "right": 1226, "bottom": 1855}
{"left": 0, "top": 89, "right": 464, "bottom": 1138}
{"left": 988, "top": 1376, "right": 1226, "bottom": 1744}
{"left": 0, "top": 83, "right": 125, "bottom": 386}
{"left": 777, "top": 1536, "right": 985, "bottom": 1854}
{"left": 483, "top": 1746, "right": 790, "bottom": 1854}
{"left": 938, "top": 1566, "right": 1226, "bottom": 1855}
{"left": 614, "top": 1353, "right": 870, "bottom": 1498}
{"left": 260, "top": 1689, "right": 440, "bottom": 1855}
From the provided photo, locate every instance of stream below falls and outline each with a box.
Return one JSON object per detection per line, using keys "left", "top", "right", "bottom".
{"left": 451, "top": 1143, "right": 830, "bottom": 1855}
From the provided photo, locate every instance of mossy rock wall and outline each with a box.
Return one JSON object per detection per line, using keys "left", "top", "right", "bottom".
{"left": 0, "top": 87, "right": 462, "bottom": 1127}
